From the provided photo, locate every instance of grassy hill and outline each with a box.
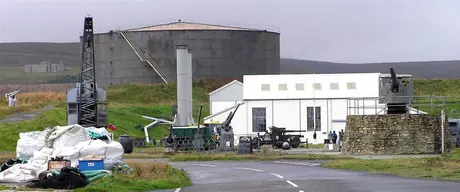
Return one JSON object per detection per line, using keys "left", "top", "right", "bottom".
{"left": 0, "top": 42, "right": 459, "bottom": 84}
{"left": 0, "top": 78, "right": 458, "bottom": 151}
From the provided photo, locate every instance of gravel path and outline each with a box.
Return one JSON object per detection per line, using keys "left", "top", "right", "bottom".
{"left": 0, "top": 104, "right": 57, "bottom": 123}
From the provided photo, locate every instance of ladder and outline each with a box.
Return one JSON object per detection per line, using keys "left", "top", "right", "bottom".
{"left": 119, "top": 31, "right": 171, "bottom": 84}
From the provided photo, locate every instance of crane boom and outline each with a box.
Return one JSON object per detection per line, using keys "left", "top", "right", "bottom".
{"left": 77, "top": 16, "right": 98, "bottom": 127}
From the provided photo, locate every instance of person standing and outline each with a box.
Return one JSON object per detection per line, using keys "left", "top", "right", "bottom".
{"left": 332, "top": 131, "right": 337, "bottom": 144}
{"left": 338, "top": 129, "right": 344, "bottom": 152}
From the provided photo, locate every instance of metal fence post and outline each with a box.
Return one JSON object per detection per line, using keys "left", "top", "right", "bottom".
{"left": 441, "top": 108, "right": 445, "bottom": 154}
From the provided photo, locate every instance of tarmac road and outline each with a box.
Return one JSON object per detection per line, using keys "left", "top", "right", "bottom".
{"left": 151, "top": 160, "right": 460, "bottom": 192}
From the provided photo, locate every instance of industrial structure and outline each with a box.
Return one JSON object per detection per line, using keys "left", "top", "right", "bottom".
{"left": 92, "top": 20, "right": 280, "bottom": 87}
{"left": 67, "top": 16, "right": 108, "bottom": 128}
{"left": 24, "top": 60, "right": 65, "bottom": 73}
{"left": 204, "top": 72, "right": 426, "bottom": 144}
{"left": 141, "top": 45, "right": 241, "bottom": 152}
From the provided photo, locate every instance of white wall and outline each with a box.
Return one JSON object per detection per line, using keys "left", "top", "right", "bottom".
{"left": 243, "top": 73, "right": 381, "bottom": 100}
{"left": 211, "top": 101, "right": 240, "bottom": 114}
{"left": 204, "top": 103, "right": 248, "bottom": 135}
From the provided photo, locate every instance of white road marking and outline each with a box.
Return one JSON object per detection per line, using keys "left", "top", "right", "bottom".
{"left": 195, "top": 164, "right": 216, "bottom": 167}
{"left": 172, "top": 163, "right": 216, "bottom": 167}
{"left": 234, "top": 167, "right": 264, "bottom": 172}
{"left": 174, "top": 188, "right": 181, "bottom": 192}
{"left": 286, "top": 180, "right": 298, "bottom": 188}
{"left": 299, "top": 190, "right": 304, "bottom": 192}
{"left": 273, "top": 161, "right": 320, "bottom": 167}
{"left": 270, "top": 173, "right": 284, "bottom": 179}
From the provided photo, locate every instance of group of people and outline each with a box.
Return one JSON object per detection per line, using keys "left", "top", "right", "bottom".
{"left": 328, "top": 130, "right": 345, "bottom": 152}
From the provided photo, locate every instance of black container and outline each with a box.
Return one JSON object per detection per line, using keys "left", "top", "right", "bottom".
{"left": 117, "top": 135, "right": 133, "bottom": 154}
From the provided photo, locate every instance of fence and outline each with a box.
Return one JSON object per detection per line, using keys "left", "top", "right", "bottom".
{"left": 346, "top": 95, "right": 446, "bottom": 116}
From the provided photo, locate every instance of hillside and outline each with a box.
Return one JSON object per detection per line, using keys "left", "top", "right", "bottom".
{"left": 281, "top": 59, "right": 460, "bottom": 79}
{"left": 0, "top": 42, "right": 459, "bottom": 84}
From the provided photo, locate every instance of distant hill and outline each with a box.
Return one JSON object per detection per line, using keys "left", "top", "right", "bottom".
{"left": 0, "top": 42, "right": 79, "bottom": 67}
{"left": 0, "top": 42, "right": 459, "bottom": 81}
{"left": 281, "top": 59, "right": 460, "bottom": 79}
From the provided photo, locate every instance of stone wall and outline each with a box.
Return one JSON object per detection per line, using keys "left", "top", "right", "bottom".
{"left": 342, "top": 114, "right": 453, "bottom": 155}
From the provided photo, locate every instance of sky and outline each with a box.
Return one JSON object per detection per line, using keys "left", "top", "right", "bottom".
{"left": 0, "top": 0, "right": 459, "bottom": 63}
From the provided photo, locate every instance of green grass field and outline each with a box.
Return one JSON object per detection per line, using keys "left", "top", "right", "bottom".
{"left": 0, "top": 66, "right": 78, "bottom": 84}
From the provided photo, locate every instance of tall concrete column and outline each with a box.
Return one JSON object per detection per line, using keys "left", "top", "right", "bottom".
{"left": 175, "top": 45, "right": 192, "bottom": 126}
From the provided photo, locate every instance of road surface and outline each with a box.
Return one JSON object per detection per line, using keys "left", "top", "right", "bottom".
{"left": 150, "top": 160, "right": 460, "bottom": 192}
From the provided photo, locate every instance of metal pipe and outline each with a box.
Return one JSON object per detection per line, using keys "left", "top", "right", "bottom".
{"left": 441, "top": 108, "right": 445, "bottom": 154}
{"left": 144, "top": 121, "right": 160, "bottom": 143}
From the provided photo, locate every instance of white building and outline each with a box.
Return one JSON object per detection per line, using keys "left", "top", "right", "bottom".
{"left": 204, "top": 73, "right": 423, "bottom": 144}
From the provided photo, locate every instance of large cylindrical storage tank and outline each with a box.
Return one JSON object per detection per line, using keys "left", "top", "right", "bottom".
{"left": 93, "top": 21, "right": 280, "bottom": 87}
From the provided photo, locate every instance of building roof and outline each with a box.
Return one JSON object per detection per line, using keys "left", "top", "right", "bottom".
{"left": 128, "top": 21, "right": 267, "bottom": 32}
{"left": 209, "top": 80, "right": 243, "bottom": 96}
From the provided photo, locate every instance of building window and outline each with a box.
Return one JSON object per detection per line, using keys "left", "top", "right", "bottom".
{"left": 295, "top": 83, "right": 304, "bottom": 91}
{"left": 307, "top": 107, "right": 321, "bottom": 131}
{"left": 68, "top": 103, "right": 77, "bottom": 114}
{"left": 330, "top": 83, "right": 339, "bottom": 90}
{"left": 347, "top": 82, "right": 356, "bottom": 90}
{"left": 261, "top": 84, "right": 270, "bottom": 91}
{"left": 252, "top": 108, "right": 266, "bottom": 132}
{"left": 313, "top": 83, "right": 322, "bottom": 90}
{"left": 315, "top": 107, "right": 321, "bottom": 131}
{"left": 278, "top": 84, "right": 287, "bottom": 91}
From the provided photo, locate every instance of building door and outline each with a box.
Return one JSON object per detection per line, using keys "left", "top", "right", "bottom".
{"left": 252, "top": 108, "right": 266, "bottom": 132}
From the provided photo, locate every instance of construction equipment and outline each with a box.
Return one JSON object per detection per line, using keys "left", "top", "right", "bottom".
{"left": 66, "top": 16, "right": 108, "bottom": 128}
{"left": 379, "top": 68, "right": 413, "bottom": 114}
{"left": 141, "top": 45, "right": 218, "bottom": 152}
{"left": 253, "top": 126, "right": 306, "bottom": 150}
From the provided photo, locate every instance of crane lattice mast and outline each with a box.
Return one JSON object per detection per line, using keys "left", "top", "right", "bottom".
{"left": 77, "top": 16, "right": 98, "bottom": 127}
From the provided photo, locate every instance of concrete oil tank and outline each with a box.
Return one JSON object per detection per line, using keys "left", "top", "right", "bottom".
{"left": 92, "top": 21, "right": 280, "bottom": 87}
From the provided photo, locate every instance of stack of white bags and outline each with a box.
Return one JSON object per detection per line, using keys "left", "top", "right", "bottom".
{"left": 0, "top": 124, "right": 124, "bottom": 183}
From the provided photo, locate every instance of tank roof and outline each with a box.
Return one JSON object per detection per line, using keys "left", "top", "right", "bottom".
{"left": 127, "top": 21, "right": 273, "bottom": 32}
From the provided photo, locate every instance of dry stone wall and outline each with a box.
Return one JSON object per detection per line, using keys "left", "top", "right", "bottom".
{"left": 342, "top": 114, "right": 453, "bottom": 155}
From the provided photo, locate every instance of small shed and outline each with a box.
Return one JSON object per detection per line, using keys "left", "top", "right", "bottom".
{"left": 209, "top": 80, "right": 243, "bottom": 114}
{"left": 66, "top": 83, "right": 109, "bottom": 128}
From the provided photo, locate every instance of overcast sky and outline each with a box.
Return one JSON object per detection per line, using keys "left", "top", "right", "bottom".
{"left": 0, "top": 0, "right": 459, "bottom": 63}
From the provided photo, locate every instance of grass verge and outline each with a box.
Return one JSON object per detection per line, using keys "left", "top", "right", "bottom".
{"left": 321, "top": 149, "right": 460, "bottom": 181}
{"left": 75, "top": 162, "right": 191, "bottom": 192}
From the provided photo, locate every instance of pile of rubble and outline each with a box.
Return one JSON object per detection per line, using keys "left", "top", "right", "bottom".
{"left": 0, "top": 124, "right": 127, "bottom": 190}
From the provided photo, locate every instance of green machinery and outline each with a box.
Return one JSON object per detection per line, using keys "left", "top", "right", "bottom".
{"left": 252, "top": 126, "right": 306, "bottom": 150}
{"left": 163, "top": 104, "right": 218, "bottom": 151}
{"left": 160, "top": 103, "right": 240, "bottom": 152}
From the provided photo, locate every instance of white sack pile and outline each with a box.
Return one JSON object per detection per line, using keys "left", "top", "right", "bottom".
{"left": 0, "top": 124, "right": 124, "bottom": 183}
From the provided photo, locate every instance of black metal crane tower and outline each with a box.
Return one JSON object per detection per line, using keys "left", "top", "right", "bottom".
{"left": 77, "top": 16, "right": 98, "bottom": 127}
